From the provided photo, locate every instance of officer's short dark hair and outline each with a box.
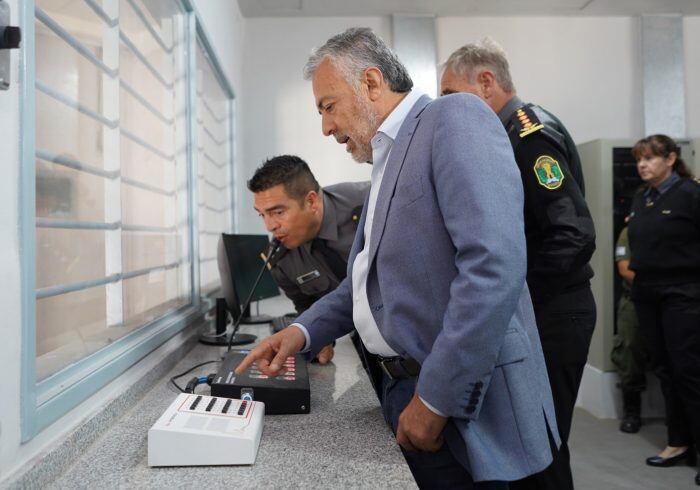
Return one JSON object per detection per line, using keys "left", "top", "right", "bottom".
{"left": 632, "top": 134, "right": 694, "bottom": 179}
{"left": 247, "top": 155, "right": 321, "bottom": 202}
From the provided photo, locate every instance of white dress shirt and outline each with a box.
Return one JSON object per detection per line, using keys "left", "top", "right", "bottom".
{"left": 293, "top": 90, "right": 443, "bottom": 416}
{"left": 294, "top": 90, "right": 423, "bottom": 355}
{"left": 351, "top": 89, "right": 424, "bottom": 356}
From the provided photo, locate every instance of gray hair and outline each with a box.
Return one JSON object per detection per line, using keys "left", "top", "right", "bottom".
{"left": 443, "top": 38, "right": 515, "bottom": 93}
{"left": 303, "top": 27, "right": 413, "bottom": 93}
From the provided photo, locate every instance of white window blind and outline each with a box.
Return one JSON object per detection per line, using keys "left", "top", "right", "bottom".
{"left": 195, "top": 42, "right": 233, "bottom": 295}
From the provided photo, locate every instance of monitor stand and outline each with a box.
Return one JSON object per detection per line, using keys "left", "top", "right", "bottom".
{"left": 239, "top": 302, "right": 272, "bottom": 325}
{"left": 200, "top": 298, "right": 257, "bottom": 346}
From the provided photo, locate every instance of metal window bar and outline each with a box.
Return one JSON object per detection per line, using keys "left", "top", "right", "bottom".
{"left": 201, "top": 97, "right": 226, "bottom": 124}
{"left": 119, "top": 30, "right": 173, "bottom": 89}
{"left": 199, "top": 256, "right": 216, "bottom": 263}
{"left": 36, "top": 149, "right": 120, "bottom": 179}
{"left": 202, "top": 124, "right": 226, "bottom": 146}
{"left": 35, "top": 7, "right": 118, "bottom": 79}
{"left": 36, "top": 219, "right": 182, "bottom": 235}
{"left": 123, "top": 0, "right": 173, "bottom": 54}
{"left": 37, "top": 150, "right": 175, "bottom": 198}
{"left": 122, "top": 223, "right": 178, "bottom": 233}
{"left": 121, "top": 128, "right": 174, "bottom": 162}
{"left": 36, "top": 80, "right": 119, "bottom": 130}
{"left": 36, "top": 218, "right": 121, "bottom": 230}
{"left": 122, "top": 261, "right": 181, "bottom": 280}
{"left": 36, "top": 274, "right": 122, "bottom": 300}
{"left": 200, "top": 150, "right": 225, "bottom": 168}
{"left": 200, "top": 230, "right": 223, "bottom": 236}
{"left": 120, "top": 79, "right": 174, "bottom": 125}
{"left": 200, "top": 177, "right": 227, "bottom": 191}
{"left": 83, "top": 0, "right": 118, "bottom": 28}
{"left": 199, "top": 203, "right": 229, "bottom": 213}
{"left": 122, "top": 176, "right": 176, "bottom": 197}
{"left": 36, "top": 260, "right": 183, "bottom": 299}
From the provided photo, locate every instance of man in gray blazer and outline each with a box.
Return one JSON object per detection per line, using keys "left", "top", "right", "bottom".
{"left": 237, "top": 28, "right": 558, "bottom": 488}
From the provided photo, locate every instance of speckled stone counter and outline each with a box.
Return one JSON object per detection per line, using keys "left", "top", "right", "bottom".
{"left": 47, "top": 316, "right": 416, "bottom": 489}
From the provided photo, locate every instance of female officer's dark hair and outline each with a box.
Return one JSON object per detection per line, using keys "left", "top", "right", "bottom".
{"left": 632, "top": 134, "right": 694, "bottom": 178}
{"left": 247, "top": 155, "right": 321, "bottom": 203}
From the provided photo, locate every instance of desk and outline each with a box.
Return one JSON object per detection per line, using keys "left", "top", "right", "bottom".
{"left": 48, "top": 302, "right": 416, "bottom": 489}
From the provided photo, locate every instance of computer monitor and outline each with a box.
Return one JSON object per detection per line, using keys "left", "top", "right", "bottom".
{"left": 219, "top": 233, "right": 280, "bottom": 319}
{"left": 200, "top": 234, "right": 280, "bottom": 346}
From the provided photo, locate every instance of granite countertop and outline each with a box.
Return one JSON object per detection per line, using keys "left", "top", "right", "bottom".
{"left": 48, "top": 310, "right": 416, "bottom": 489}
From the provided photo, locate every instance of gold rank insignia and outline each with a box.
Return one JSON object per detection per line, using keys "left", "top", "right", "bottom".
{"left": 533, "top": 155, "right": 565, "bottom": 190}
{"left": 516, "top": 108, "right": 544, "bottom": 138}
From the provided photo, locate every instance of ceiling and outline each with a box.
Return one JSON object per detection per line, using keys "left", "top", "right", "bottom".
{"left": 237, "top": 0, "right": 700, "bottom": 17}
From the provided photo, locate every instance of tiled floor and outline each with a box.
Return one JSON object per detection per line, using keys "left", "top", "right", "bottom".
{"left": 571, "top": 408, "right": 697, "bottom": 489}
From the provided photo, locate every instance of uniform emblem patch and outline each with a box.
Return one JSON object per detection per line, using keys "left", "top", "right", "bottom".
{"left": 533, "top": 155, "right": 564, "bottom": 190}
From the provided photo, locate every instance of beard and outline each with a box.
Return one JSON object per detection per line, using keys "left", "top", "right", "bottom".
{"left": 347, "top": 92, "right": 380, "bottom": 164}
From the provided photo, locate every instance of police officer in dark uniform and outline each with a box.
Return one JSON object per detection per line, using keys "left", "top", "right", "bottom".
{"left": 247, "top": 155, "right": 369, "bottom": 365}
{"left": 441, "top": 39, "right": 596, "bottom": 490}
{"left": 627, "top": 135, "right": 700, "bottom": 487}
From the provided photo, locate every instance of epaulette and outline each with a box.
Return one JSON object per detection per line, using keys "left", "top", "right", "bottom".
{"left": 511, "top": 105, "right": 545, "bottom": 139}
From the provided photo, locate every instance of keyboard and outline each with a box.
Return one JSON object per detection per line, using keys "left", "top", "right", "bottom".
{"left": 270, "top": 314, "right": 297, "bottom": 333}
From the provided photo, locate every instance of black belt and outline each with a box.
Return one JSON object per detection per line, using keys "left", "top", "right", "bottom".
{"left": 377, "top": 355, "right": 421, "bottom": 380}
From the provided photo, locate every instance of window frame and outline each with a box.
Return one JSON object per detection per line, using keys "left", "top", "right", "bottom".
{"left": 19, "top": 0, "right": 236, "bottom": 441}
{"left": 193, "top": 17, "right": 237, "bottom": 303}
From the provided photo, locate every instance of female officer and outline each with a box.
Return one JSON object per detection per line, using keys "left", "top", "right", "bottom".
{"left": 627, "top": 134, "right": 700, "bottom": 486}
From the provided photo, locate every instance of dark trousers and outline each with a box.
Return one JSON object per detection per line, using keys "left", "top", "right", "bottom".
{"left": 381, "top": 374, "right": 508, "bottom": 490}
{"left": 512, "top": 285, "right": 596, "bottom": 490}
{"left": 632, "top": 281, "right": 700, "bottom": 450}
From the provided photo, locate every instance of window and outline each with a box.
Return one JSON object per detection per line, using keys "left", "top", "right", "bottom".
{"left": 20, "top": 0, "right": 234, "bottom": 440}
{"left": 195, "top": 41, "right": 234, "bottom": 296}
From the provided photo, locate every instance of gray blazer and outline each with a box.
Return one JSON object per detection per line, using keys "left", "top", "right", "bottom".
{"left": 296, "top": 93, "right": 560, "bottom": 482}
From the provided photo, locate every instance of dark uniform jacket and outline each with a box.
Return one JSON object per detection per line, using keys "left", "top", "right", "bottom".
{"left": 269, "top": 182, "right": 369, "bottom": 313}
{"left": 628, "top": 175, "right": 700, "bottom": 285}
{"left": 498, "top": 96, "right": 596, "bottom": 301}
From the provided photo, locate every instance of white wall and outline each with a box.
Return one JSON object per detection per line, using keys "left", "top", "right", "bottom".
{"left": 437, "top": 16, "right": 644, "bottom": 144}
{"left": 685, "top": 17, "right": 700, "bottom": 138}
{"left": 237, "top": 17, "right": 388, "bottom": 233}
{"left": 235, "top": 15, "right": 682, "bottom": 232}
{"left": 0, "top": 0, "right": 23, "bottom": 479}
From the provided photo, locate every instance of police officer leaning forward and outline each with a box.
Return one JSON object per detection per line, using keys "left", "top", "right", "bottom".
{"left": 247, "top": 154, "right": 370, "bottom": 366}
{"left": 441, "top": 39, "right": 596, "bottom": 490}
{"left": 627, "top": 135, "right": 700, "bottom": 487}
{"left": 611, "top": 226, "right": 648, "bottom": 434}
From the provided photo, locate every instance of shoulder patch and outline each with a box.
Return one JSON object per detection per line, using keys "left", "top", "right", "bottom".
{"left": 533, "top": 155, "right": 565, "bottom": 190}
{"left": 512, "top": 105, "right": 545, "bottom": 139}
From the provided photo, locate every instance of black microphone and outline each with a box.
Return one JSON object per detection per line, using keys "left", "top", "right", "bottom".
{"left": 226, "top": 238, "right": 282, "bottom": 351}
{"left": 266, "top": 238, "right": 282, "bottom": 264}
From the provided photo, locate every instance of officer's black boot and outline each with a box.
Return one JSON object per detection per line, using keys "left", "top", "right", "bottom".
{"left": 620, "top": 390, "right": 642, "bottom": 433}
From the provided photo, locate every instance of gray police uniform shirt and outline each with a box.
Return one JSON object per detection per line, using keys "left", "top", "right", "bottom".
{"left": 269, "top": 181, "right": 370, "bottom": 314}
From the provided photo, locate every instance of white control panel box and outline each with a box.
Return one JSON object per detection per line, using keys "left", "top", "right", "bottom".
{"left": 148, "top": 393, "right": 264, "bottom": 467}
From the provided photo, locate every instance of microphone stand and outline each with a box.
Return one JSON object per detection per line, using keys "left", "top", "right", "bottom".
{"left": 226, "top": 239, "right": 281, "bottom": 350}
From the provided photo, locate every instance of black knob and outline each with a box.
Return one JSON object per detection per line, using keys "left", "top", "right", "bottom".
{"left": 0, "top": 26, "right": 21, "bottom": 50}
